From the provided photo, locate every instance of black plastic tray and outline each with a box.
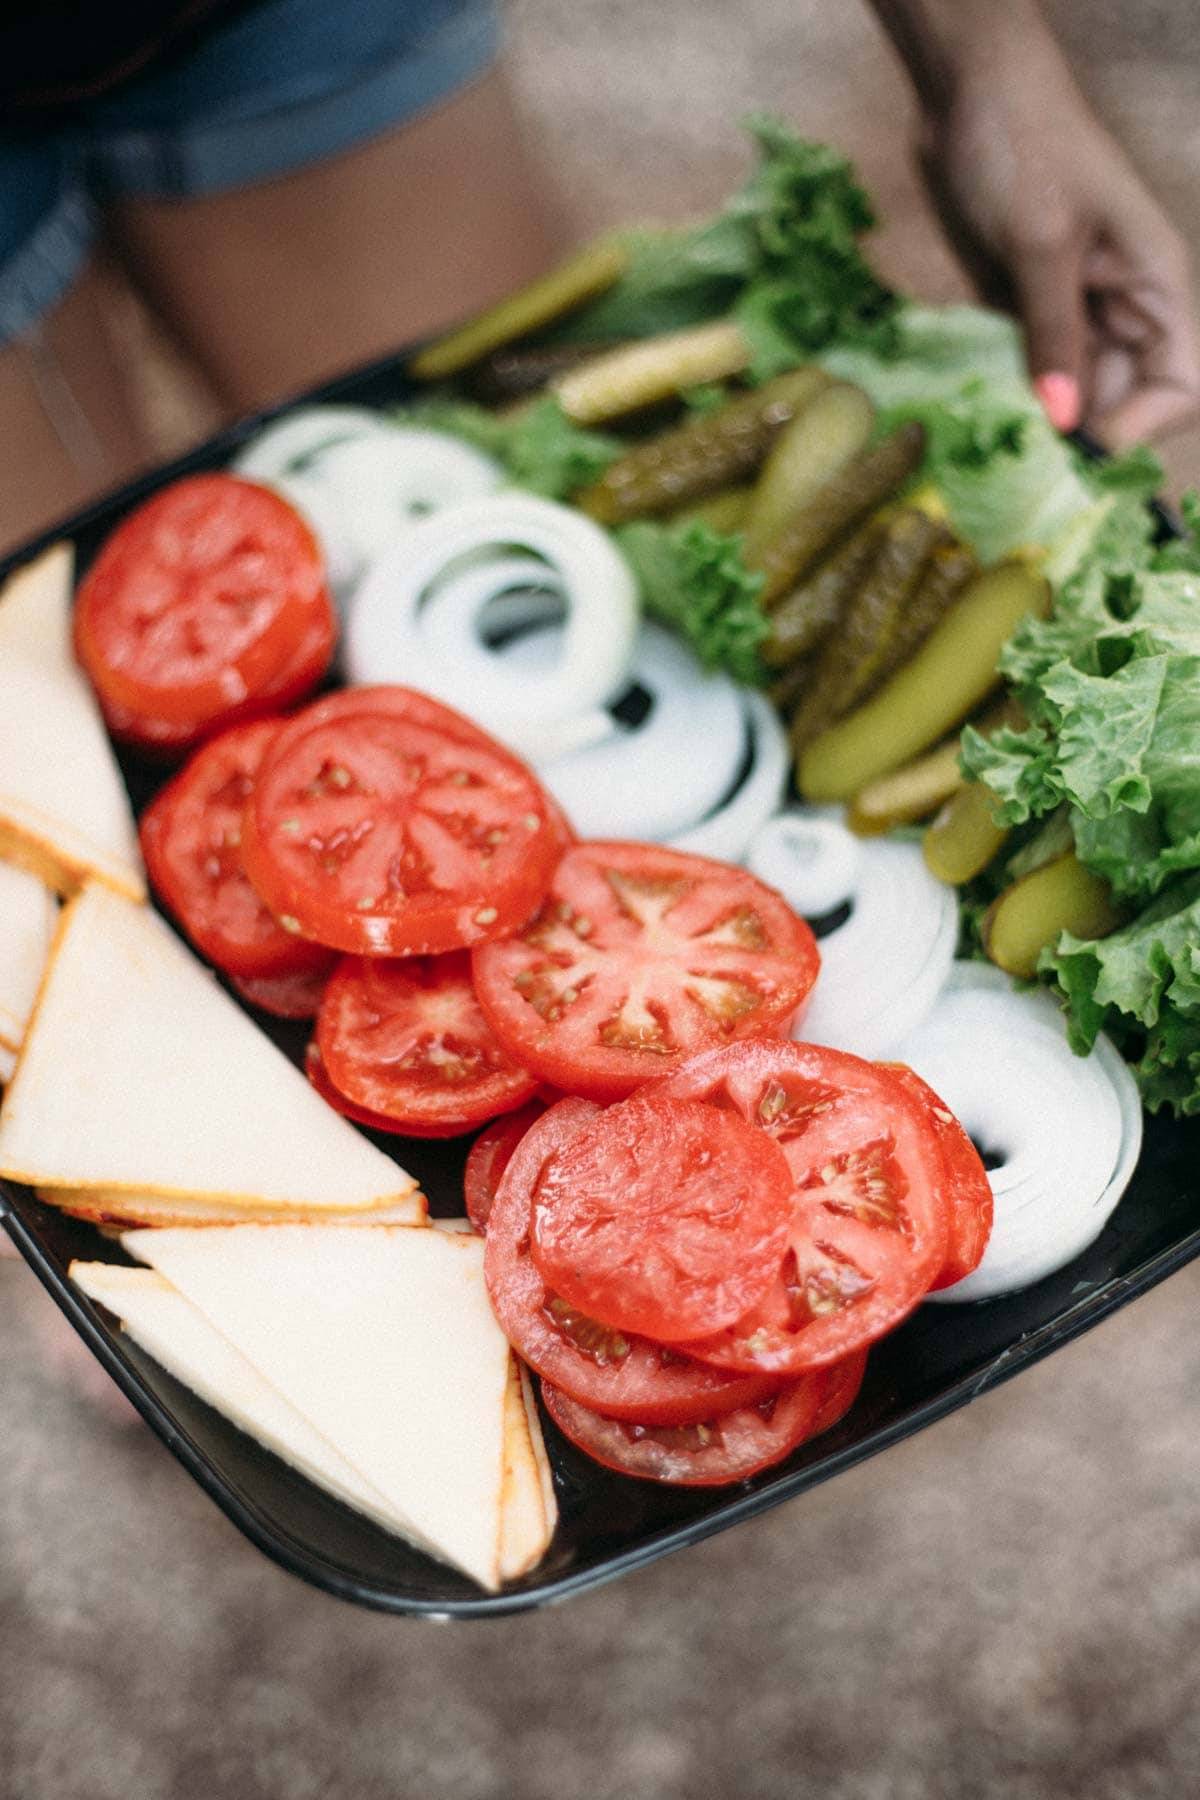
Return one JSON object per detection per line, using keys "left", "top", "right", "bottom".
{"left": 2, "top": 351, "right": 1197, "bottom": 1618}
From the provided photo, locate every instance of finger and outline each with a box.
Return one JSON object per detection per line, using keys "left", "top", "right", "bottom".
{"left": 1100, "top": 382, "right": 1200, "bottom": 447}
{"left": 1010, "top": 231, "right": 1089, "bottom": 428}
{"left": 1088, "top": 341, "right": 1137, "bottom": 421}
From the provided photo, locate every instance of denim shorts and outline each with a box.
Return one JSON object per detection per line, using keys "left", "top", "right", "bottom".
{"left": 0, "top": 0, "right": 501, "bottom": 345}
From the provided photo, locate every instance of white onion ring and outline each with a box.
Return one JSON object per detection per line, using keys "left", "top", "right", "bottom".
{"left": 670, "top": 693, "right": 790, "bottom": 863}
{"left": 233, "top": 405, "right": 392, "bottom": 482}
{"left": 314, "top": 429, "right": 502, "bottom": 564}
{"left": 746, "top": 811, "right": 862, "bottom": 918}
{"left": 900, "top": 962, "right": 1142, "bottom": 1302}
{"left": 498, "top": 622, "right": 748, "bottom": 840}
{"left": 233, "top": 410, "right": 502, "bottom": 599}
{"left": 345, "top": 494, "right": 639, "bottom": 760}
{"left": 750, "top": 812, "right": 957, "bottom": 1058}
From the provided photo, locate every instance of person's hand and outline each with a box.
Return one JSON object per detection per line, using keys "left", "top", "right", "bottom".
{"left": 918, "top": 28, "right": 1200, "bottom": 445}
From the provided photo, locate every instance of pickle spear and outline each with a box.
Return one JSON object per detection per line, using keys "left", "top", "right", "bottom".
{"left": 789, "top": 509, "right": 948, "bottom": 747}
{"left": 750, "top": 421, "right": 927, "bottom": 607}
{"left": 409, "top": 239, "right": 628, "bottom": 381}
{"left": 555, "top": 320, "right": 751, "bottom": 424}
{"left": 741, "top": 382, "right": 876, "bottom": 560}
{"left": 762, "top": 521, "right": 883, "bottom": 669}
{"left": 984, "top": 853, "right": 1123, "bottom": 979}
{"left": 922, "top": 780, "right": 1010, "bottom": 884}
{"left": 576, "top": 366, "right": 829, "bottom": 523}
{"left": 846, "top": 738, "right": 965, "bottom": 836}
{"left": 874, "top": 540, "right": 978, "bottom": 687}
{"left": 798, "top": 561, "right": 1051, "bottom": 802}
{"left": 466, "top": 342, "right": 615, "bottom": 404}
{"left": 672, "top": 486, "right": 754, "bottom": 532}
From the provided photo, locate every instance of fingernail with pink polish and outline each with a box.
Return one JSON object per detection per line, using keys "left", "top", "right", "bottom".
{"left": 1035, "top": 372, "right": 1082, "bottom": 433}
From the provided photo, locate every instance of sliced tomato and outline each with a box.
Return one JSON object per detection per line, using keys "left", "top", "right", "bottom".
{"left": 140, "top": 719, "right": 335, "bottom": 980}
{"left": 649, "top": 1040, "right": 949, "bottom": 1374}
{"left": 240, "top": 686, "right": 562, "bottom": 956}
{"left": 472, "top": 841, "right": 819, "bottom": 1103}
{"left": 315, "top": 951, "right": 538, "bottom": 1136}
{"left": 76, "top": 475, "right": 333, "bottom": 732}
{"left": 231, "top": 964, "right": 332, "bottom": 1019}
{"left": 485, "top": 1099, "right": 784, "bottom": 1425}
{"left": 540, "top": 1371, "right": 828, "bottom": 1486}
{"left": 882, "top": 1062, "right": 993, "bottom": 1290}
{"left": 304, "top": 1040, "right": 416, "bottom": 1133}
{"left": 808, "top": 1350, "right": 868, "bottom": 1437}
{"left": 99, "top": 600, "right": 335, "bottom": 755}
{"left": 464, "top": 1102, "right": 545, "bottom": 1233}
{"left": 530, "top": 1090, "right": 793, "bottom": 1342}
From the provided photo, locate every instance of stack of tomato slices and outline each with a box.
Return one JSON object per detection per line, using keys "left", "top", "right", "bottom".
{"left": 473, "top": 1038, "right": 992, "bottom": 1486}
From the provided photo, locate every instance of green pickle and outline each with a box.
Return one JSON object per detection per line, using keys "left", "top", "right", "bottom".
{"left": 466, "top": 343, "right": 613, "bottom": 404}
{"left": 576, "top": 366, "right": 829, "bottom": 524}
{"left": 798, "top": 561, "right": 1051, "bottom": 802}
{"left": 922, "top": 780, "right": 1009, "bottom": 884}
{"left": 750, "top": 421, "right": 927, "bottom": 607}
{"left": 846, "top": 738, "right": 965, "bottom": 836}
{"left": 672, "top": 486, "right": 754, "bottom": 532}
{"left": 789, "top": 509, "right": 947, "bottom": 748}
{"left": 984, "top": 853, "right": 1123, "bottom": 979}
{"left": 409, "top": 239, "right": 628, "bottom": 381}
{"left": 741, "top": 383, "right": 876, "bottom": 560}
{"left": 555, "top": 320, "right": 751, "bottom": 424}
{"left": 874, "top": 540, "right": 977, "bottom": 686}
{"left": 762, "top": 522, "right": 883, "bottom": 669}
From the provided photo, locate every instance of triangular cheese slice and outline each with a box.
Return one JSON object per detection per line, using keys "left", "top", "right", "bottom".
{"left": 70, "top": 1261, "right": 554, "bottom": 1581}
{"left": 0, "top": 545, "right": 144, "bottom": 901}
{"left": 69, "top": 1260, "right": 443, "bottom": 1561}
{"left": 0, "top": 860, "right": 57, "bottom": 1053}
{"left": 498, "top": 1358, "right": 558, "bottom": 1580}
{"left": 0, "top": 884, "right": 422, "bottom": 1217}
{"left": 46, "top": 1188, "right": 424, "bottom": 1227}
{"left": 122, "top": 1225, "right": 511, "bottom": 1589}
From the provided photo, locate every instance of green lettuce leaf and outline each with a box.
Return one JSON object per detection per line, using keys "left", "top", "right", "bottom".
{"left": 1042, "top": 873, "right": 1200, "bottom": 1111}
{"left": 396, "top": 396, "right": 621, "bottom": 500}
{"left": 557, "top": 117, "right": 897, "bottom": 367}
{"left": 614, "top": 520, "right": 767, "bottom": 685}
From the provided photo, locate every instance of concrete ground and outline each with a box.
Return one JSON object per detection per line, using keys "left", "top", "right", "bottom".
{"left": 4, "top": 3, "right": 1200, "bottom": 1796}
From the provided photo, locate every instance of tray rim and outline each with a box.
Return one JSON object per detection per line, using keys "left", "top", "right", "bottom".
{"left": 1, "top": 349, "right": 1195, "bottom": 1618}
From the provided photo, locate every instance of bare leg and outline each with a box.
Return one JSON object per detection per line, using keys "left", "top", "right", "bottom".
{"left": 107, "top": 67, "right": 567, "bottom": 414}
{"left": 0, "top": 262, "right": 150, "bottom": 558}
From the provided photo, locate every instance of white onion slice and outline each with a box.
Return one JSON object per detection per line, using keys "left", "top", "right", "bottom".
{"left": 747, "top": 811, "right": 862, "bottom": 918}
{"left": 233, "top": 405, "right": 392, "bottom": 483}
{"left": 233, "top": 409, "right": 502, "bottom": 600}
{"left": 499, "top": 622, "right": 748, "bottom": 841}
{"left": 899, "top": 962, "right": 1142, "bottom": 1301}
{"left": 314, "top": 430, "right": 502, "bottom": 565}
{"left": 752, "top": 812, "right": 957, "bottom": 1058}
{"left": 345, "top": 494, "right": 638, "bottom": 760}
{"left": 670, "top": 693, "right": 790, "bottom": 863}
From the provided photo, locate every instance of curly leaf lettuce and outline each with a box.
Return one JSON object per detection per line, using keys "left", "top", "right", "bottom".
{"left": 396, "top": 396, "right": 620, "bottom": 500}
{"left": 1044, "top": 874, "right": 1200, "bottom": 1113}
{"left": 556, "top": 117, "right": 898, "bottom": 368}
{"left": 614, "top": 520, "right": 767, "bottom": 686}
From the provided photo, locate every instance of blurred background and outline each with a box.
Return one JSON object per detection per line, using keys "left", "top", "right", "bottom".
{"left": 4, "top": 2, "right": 1200, "bottom": 1795}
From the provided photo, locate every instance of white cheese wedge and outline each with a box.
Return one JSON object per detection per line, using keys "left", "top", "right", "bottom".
{"left": 44, "top": 1188, "right": 424, "bottom": 1228}
{"left": 121, "top": 1225, "right": 513, "bottom": 1590}
{"left": 0, "top": 545, "right": 144, "bottom": 901}
{"left": 0, "top": 860, "right": 58, "bottom": 1055}
{"left": 70, "top": 1258, "right": 556, "bottom": 1583}
{"left": 0, "top": 883, "right": 422, "bottom": 1218}
{"left": 498, "top": 1358, "right": 559, "bottom": 1581}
